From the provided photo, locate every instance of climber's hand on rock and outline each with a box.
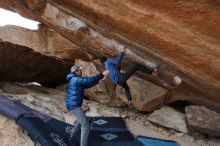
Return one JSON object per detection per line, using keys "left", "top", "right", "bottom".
{"left": 62, "top": 108, "right": 68, "bottom": 113}
{"left": 152, "top": 65, "right": 160, "bottom": 77}
{"left": 120, "top": 47, "right": 126, "bottom": 52}
{"left": 103, "top": 70, "right": 110, "bottom": 76}
{"left": 127, "top": 100, "right": 134, "bottom": 109}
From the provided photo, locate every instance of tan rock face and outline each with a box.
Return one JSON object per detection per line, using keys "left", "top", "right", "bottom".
{"left": 169, "top": 82, "right": 220, "bottom": 112}
{"left": 116, "top": 75, "right": 168, "bottom": 112}
{"left": 0, "top": 0, "right": 220, "bottom": 111}
{"left": 186, "top": 105, "right": 220, "bottom": 137}
{"left": 147, "top": 106, "right": 188, "bottom": 133}
{"left": 0, "top": 115, "right": 34, "bottom": 146}
{"left": 51, "top": 0, "right": 220, "bottom": 99}
{"left": 42, "top": 3, "right": 116, "bottom": 58}
{"left": 0, "top": 41, "right": 70, "bottom": 86}
{"left": 0, "top": 0, "right": 118, "bottom": 58}
{"left": 0, "top": 25, "right": 92, "bottom": 62}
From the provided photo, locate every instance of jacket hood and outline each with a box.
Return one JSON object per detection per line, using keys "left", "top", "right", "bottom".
{"left": 66, "top": 73, "right": 75, "bottom": 81}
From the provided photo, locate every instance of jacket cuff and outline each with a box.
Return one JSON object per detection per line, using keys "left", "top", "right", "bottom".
{"left": 98, "top": 73, "right": 104, "bottom": 80}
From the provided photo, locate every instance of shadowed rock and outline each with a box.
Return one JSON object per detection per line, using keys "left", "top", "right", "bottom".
{"left": 186, "top": 105, "right": 220, "bottom": 137}
{"left": 0, "top": 41, "right": 70, "bottom": 86}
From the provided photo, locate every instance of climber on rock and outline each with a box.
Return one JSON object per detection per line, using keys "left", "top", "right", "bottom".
{"left": 100, "top": 47, "right": 160, "bottom": 106}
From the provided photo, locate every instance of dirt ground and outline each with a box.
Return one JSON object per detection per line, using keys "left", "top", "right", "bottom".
{"left": 0, "top": 82, "right": 219, "bottom": 146}
{"left": 65, "top": 100, "right": 220, "bottom": 146}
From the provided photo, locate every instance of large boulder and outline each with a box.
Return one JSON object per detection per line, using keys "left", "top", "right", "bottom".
{"left": 50, "top": 0, "right": 220, "bottom": 101}
{"left": 186, "top": 106, "right": 220, "bottom": 137}
{"left": 0, "top": 0, "right": 220, "bottom": 111}
{"left": 116, "top": 75, "right": 168, "bottom": 112}
{"left": 147, "top": 106, "right": 188, "bottom": 133}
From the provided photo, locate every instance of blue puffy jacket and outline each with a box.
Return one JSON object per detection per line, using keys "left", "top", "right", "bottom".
{"left": 104, "top": 52, "right": 125, "bottom": 84}
{"left": 66, "top": 73, "right": 104, "bottom": 111}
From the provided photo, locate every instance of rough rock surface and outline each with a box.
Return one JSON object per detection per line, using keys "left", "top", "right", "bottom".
{"left": 147, "top": 106, "right": 188, "bottom": 133}
{"left": 0, "top": 115, "right": 34, "bottom": 146}
{"left": 116, "top": 75, "right": 168, "bottom": 112}
{"left": 186, "top": 105, "right": 220, "bottom": 137}
{"left": 0, "top": 25, "right": 92, "bottom": 62}
{"left": 50, "top": 0, "right": 220, "bottom": 100}
{"left": 0, "top": 0, "right": 220, "bottom": 111}
{"left": 0, "top": 41, "right": 70, "bottom": 87}
{"left": 0, "top": 82, "right": 65, "bottom": 146}
{"left": 0, "top": 82, "right": 66, "bottom": 120}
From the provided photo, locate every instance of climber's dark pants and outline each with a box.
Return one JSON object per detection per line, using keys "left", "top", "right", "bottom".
{"left": 118, "top": 63, "right": 153, "bottom": 101}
